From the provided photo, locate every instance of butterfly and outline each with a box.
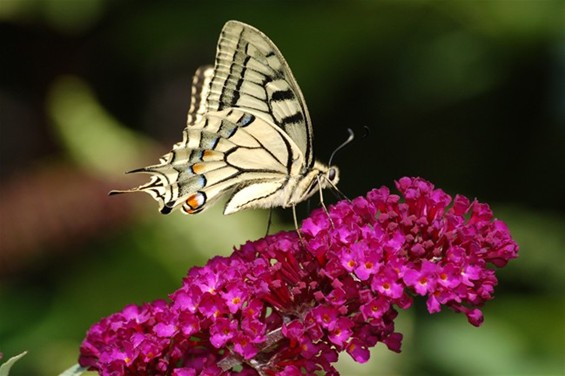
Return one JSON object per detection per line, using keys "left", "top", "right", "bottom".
{"left": 111, "top": 20, "right": 340, "bottom": 223}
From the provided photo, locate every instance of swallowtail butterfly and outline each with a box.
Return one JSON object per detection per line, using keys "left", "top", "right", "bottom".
{"left": 111, "top": 20, "right": 339, "bottom": 219}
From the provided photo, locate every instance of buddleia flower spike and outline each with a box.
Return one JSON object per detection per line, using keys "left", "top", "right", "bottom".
{"left": 80, "top": 177, "right": 519, "bottom": 375}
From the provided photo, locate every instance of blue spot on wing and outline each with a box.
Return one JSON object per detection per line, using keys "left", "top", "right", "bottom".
{"left": 239, "top": 113, "right": 255, "bottom": 126}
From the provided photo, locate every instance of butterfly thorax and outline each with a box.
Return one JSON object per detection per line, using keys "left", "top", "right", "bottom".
{"left": 284, "top": 161, "right": 339, "bottom": 207}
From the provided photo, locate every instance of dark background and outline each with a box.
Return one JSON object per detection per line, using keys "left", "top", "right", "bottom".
{"left": 1, "top": 1, "right": 563, "bottom": 375}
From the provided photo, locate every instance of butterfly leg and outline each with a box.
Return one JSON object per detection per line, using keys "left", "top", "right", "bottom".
{"left": 265, "top": 208, "right": 274, "bottom": 237}
{"left": 292, "top": 205, "right": 306, "bottom": 245}
{"left": 332, "top": 185, "right": 352, "bottom": 202}
{"left": 325, "top": 176, "right": 351, "bottom": 203}
{"left": 318, "top": 176, "right": 335, "bottom": 229}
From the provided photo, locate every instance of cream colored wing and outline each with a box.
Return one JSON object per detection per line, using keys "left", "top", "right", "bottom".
{"left": 186, "top": 65, "right": 214, "bottom": 126}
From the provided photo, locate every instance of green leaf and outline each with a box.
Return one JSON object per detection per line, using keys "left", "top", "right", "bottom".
{"left": 0, "top": 352, "right": 27, "bottom": 376}
{"left": 58, "top": 363, "right": 87, "bottom": 376}
{"left": 47, "top": 75, "right": 157, "bottom": 176}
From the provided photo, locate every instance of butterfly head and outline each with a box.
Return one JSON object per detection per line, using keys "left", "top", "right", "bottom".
{"left": 327, "top": 166, "right": 339, "bottom": 186}
{"left": 312, "top": 161, "right": 339, "bottom": 190}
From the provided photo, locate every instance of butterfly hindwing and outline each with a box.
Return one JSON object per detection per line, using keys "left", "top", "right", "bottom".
{"left": 123, "top": 108, "right": 306, "bottom": 214}
{"left": 186, "top": 65, "right": 214, "bottom": 126}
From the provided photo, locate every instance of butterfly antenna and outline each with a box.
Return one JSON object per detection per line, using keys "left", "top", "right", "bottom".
{"left": 361, "top": 125, "right": 371, "bottom": 139}
{"left": 328, "top": 128, "right": 355, "bottom": 166}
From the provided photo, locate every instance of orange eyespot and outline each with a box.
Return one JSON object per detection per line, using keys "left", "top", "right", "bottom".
{"left": 183, "top": 192, "right": 206, "bottom": 214}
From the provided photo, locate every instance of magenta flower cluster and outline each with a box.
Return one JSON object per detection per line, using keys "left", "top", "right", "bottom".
{"left": 79, "top": 177, "right": 518, "bottom": 375}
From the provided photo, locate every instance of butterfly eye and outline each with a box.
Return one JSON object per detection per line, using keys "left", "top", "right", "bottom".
{"left": 328, "top": 167, "right": 338, "bottom": 182}
{"left": 183, "top": 191, "right": 207, "bottom": 214}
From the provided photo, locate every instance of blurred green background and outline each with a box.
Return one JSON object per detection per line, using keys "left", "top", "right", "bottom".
{"left": 1, "top": 1, "right": 564, "bottom": 375}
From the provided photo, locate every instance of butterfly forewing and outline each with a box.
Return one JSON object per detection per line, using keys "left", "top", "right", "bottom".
{"left": 207, "top": 21, "right": 314, "bottom": 167}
